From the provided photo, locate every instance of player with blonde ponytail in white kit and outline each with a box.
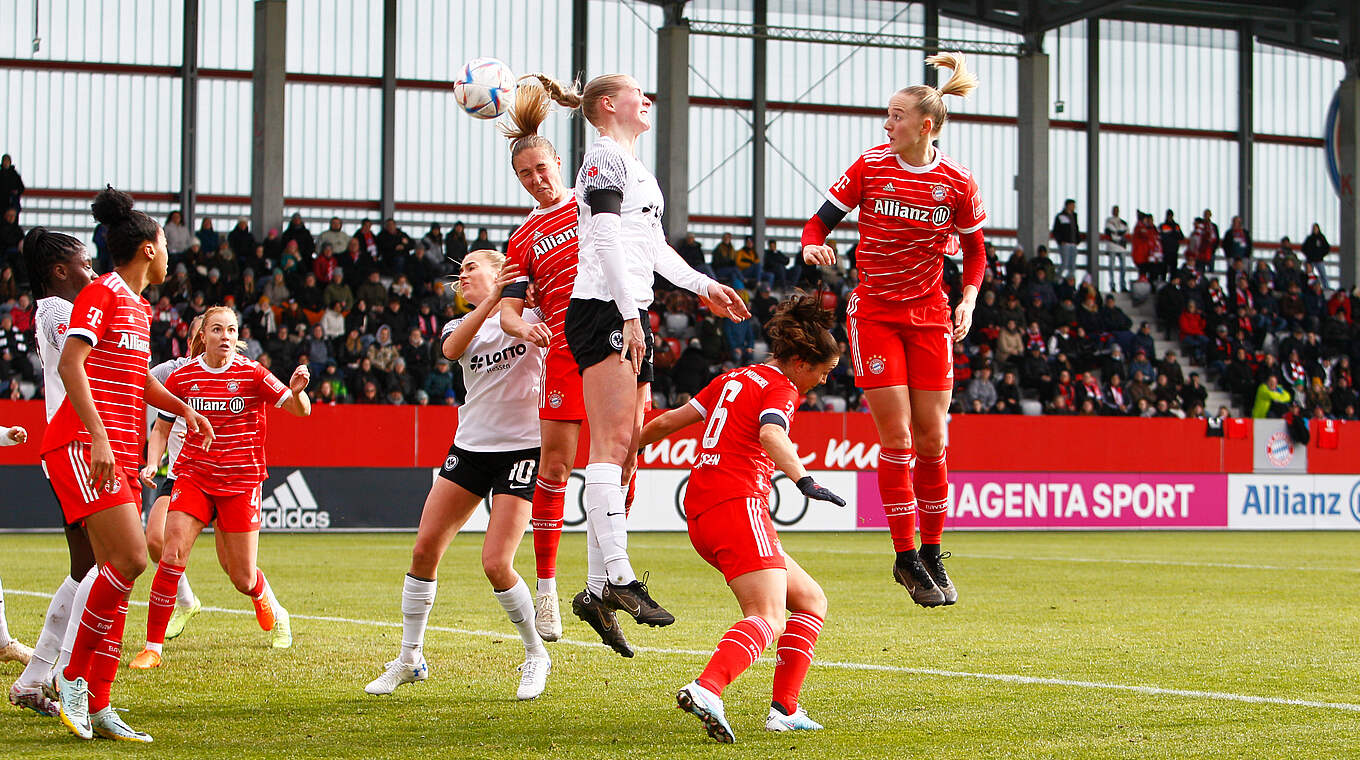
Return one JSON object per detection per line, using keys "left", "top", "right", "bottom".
{"left": 530, "top": 71, "right": 750, "bottom": 645}
{"left": 364, "top": 250, "right": 553, "bottom": 700}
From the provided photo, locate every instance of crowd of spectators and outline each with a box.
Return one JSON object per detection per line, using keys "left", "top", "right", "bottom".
{"left": 0, "top": 191, "right": 1356, "bottom": 422}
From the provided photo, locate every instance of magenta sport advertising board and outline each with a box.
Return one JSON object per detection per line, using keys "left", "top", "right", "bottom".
{"left": 857, "top": 472, "right": 1229, "bottom": 530}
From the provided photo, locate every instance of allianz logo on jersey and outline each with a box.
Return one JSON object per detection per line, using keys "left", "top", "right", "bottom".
{"left": 187, "top": 396, "right": 246, "bottom": 414}
{"left": 469, "top": 342, "right": 528, "bottom": 373}
{"left": 872, "top": 198, "right": 951, "bottom": 226}
{"left": 115, "top": 332, "right": 150, "bottom": 352}
{"left": 260, "top": 470, "right": 332, "bottom": 529}
{"left": 531, "top": 227, "right": 577, "bottom": 257}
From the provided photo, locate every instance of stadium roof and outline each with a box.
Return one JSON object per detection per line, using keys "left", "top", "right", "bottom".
{"left": 659, "top": 1, "right": 1359, "bottom": 61}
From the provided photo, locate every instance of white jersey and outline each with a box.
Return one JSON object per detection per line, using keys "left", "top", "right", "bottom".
{"left": 573, "top": 136, "right": 713, "bottom": 316}
{"left": 442, "top": 309, "right": 545, "bottom": 452}
{"left": 149, "top": 357, "right": 194, "bottom": 477}
{"left": 35, "top": 296, "right": 73, "bottom": 421}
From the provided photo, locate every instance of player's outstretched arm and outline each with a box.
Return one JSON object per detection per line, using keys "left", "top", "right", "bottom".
{"left": 639, "top": 404, "right": 703, "bottom": 448}
{"left": 759, "top": 422, "right": 845, "bottom": 507}
{"left": 499, "top": 296, "right": 552, "bottom": 348}
{"left": 0, "top": 424, "right": 27, "bottom": 445}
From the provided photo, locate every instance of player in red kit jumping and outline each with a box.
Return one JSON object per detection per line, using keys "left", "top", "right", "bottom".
{"left": 800, "top": 53, "right": 986, "bottom": 607}
{"left": 640, "top": 296, "right": 845, "bottom": 743}
{"left": 130, "top": 306, "right": 312, "bottom": 670}
{"left": 41, "top": 187, "right": 214, "bottom": 742}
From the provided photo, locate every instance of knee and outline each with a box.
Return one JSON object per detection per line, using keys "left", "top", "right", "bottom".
{"left": 541, "top": 459, "right": 572, "bottom": 483}
{"left": 110, "top": 552, "right": 148, "bottom": 581}
{"left": 159, "top": 541, "right": 189, "bottom": 568}
{"left": 802, "top": 588, "right": 829, "bottom": 620}
{"left": 145, "top": 532, "right": 165, "bottom": 562}
{"left": 913, "top": 432, "right": 945, "bottom": 459}
{"left": 481, "top": 555, "right": 515, "bottom": 589}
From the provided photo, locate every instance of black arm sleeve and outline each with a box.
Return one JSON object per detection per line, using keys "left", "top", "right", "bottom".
{"left": 587, "top": 189, "right": 623, "bottom": 215}
{"left": 500, "top": 281, "right": 529, "bottom": 299}
{"left": 759, "top": 412, "right": 789, "bottom": 429}
{"left": 816, "top": 200, "right": 848, "bottom": 231}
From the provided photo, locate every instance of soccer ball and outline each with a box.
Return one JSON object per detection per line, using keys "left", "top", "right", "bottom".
{"left": 453, "top": 57, "right": 517, "bottom": 120}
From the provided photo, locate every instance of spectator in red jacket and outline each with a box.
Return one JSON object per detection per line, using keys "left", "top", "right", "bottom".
{"left": 1178, "top": 300, "right": 1208, "bottom": 362}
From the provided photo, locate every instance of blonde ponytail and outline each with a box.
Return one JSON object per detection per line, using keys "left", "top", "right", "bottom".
{"left": 528, "top": 74, "right": 583, "bottom": 110}
{"left": 926, "top": 52, "right": 978, "bottom": 99}
{"left": 500, "top": 79, "right": 558, "bottom": 160}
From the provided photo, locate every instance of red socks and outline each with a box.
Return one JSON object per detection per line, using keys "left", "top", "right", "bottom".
{"left": 531, "top": 477, "right": 566, "bottom": 581}
{"left": 624, "top": 472, "right": 637, "bottom": 518}
{"left": 87, "top": 601, "right": 128, "bottom": 712}
{"left": 772, "top": 611, "right": 824, "bottom": 714}
{"left": 697, "top": 616, "right": 775, "bottom": 696}
{"left": 914, "top": 452, "right": 948, "bottom": 545}
{"left": 878, "top": 448, "right": 917, "bottom": 552}
{"left": 145, "top": 561, "right": 186, "bottom": 647}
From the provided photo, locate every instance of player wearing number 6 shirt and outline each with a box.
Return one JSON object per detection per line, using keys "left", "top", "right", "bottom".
{"left": 130, "top": 306, "right": 312, "bottom": 672}
{"left": 801, "top": 53, "right": 986, "bottom": 608}
{"left": 640, "top": 296, "right": 845, "bottom": 743}
{"left": 365, "top": 250, "right": 553, "bottom": 701}
{"left": 40, "top": 187, "right": 213, "bottom": 743}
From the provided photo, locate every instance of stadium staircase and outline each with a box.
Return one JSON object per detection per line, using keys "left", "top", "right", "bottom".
{"left": 1110, "top": 291, "right": 1238, "bottom": 415}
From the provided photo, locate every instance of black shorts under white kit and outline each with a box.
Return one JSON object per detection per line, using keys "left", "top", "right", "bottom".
{"left": 438, "top": 443, "right": 540, "bottom": 502}
{"left": 155, "top": 476, "right": 176, "bottom": 501}
{"left": 565, "top": 298, "right": 654, "bottom": 383}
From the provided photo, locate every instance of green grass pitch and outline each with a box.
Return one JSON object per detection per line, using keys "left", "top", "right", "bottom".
{"left": 1, "top": 530, "right": 1357, "bottom": 759}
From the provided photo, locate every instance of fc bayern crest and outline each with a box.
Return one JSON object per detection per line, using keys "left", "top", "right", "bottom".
{"left": 931, "top": 184, "right": 948, "bottom": 202}
{"left": 1265, "top": 431, "right": 1294, "bottom": 467}
{"left": 867, "top": 356, "right": 886, "bottom": 374}
{"left": 548, "top": 390, "right": 564, "bottom": 409}
{"left": 226, "top": 380, "right": 239, "bottom": 392}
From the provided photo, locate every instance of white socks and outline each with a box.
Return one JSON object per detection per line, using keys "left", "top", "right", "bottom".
{"left": 583, "top": 463, "right": 635, "bottom": 586}
{"left": 400, "top": 574, "right": 436, "bottom": 666}
{"left": 493, "top": 577, "right": 547, "bottom": 660}
{"left": 536, "top": 576, "right": 557, "bottom": 597}
{"left": 177, "top": 573, "right": 197, "bottom": 608}
{"left": 585, "top": 527, "right": 607, "bottom": 597}
{"left": 57, "top": 565, "right": 98, "bottom": 672}
{"left": 0, "top": 574, "right": 10, "bottom": 647}
{"left": 18, "top": 575, "right": 79, "bottom": 687}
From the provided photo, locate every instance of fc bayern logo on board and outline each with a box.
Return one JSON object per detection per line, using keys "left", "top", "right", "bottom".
{"left": 931, "top": 185, "right": 948, "bottom": 202}
{"left": 609, "top": 330, "right": 624, "bottom": 351}
{"left": 867, "top": 356, "right": 885, "bottom": 375}
{"left": 1265, "top": 431, "right": 1294, "bottom": 467}
{"left": 548, "top": 390, "right": 564, "bottom": 409}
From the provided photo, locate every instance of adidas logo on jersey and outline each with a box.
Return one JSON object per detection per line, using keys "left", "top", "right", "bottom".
{"left": 884, "top": 182, "right": 896, "bottom": 192}
{"left": 259, "top": 471, "right": 332, "bottom": 529}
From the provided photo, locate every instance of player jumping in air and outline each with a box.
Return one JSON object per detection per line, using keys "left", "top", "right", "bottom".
{"left": 364, "top": 251, "right": 553, "bottom": 700}
{"left": 640, "top": 295, "right": 845, "bottom": 743}
{"left": 533, "top": 70, "right": 749, "bottom": 642}
{"left": 130, "top": 306, "right": 311, "bottom": 671}
{"left": 801, "top": 53, "right": 986, "bottom": 606}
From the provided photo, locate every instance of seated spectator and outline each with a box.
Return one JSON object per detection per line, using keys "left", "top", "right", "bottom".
{"left": 469, "top": 227, "right": 496, "bottom": 252}
{"left": 798, "top": 391, "right": 826, "bottom": 412}
{"left": 1133, "top": 397, "right": 1154, "bottom": 417}
{"left": 424, "top": 357, "right": 458, "bottom": 405}
{"left": 763, "top": 239, "right": 790, "bottom": 290}
{"left": 1178, "top": 300, "right": 1209, "bottom": 362}
{"left": 711, "top": 232, "right": 741, "bottom": 285}
{"left": 1180, "top": 372, "right": 1207, "bottom": 411}
{"left": 367, "top": 324, "right": 400, "bottom": 372}
{"left": 963, "top": 366, "right": 997, "bottom": 412}
{"left": 1153, "top": 399, "right": 1179, "bottom": 418}
{"left": 356, "top": 270, "right": 387, "bottom": 309}
{"left": 1102, "top": 372, "right": 1128, "bottom": 415}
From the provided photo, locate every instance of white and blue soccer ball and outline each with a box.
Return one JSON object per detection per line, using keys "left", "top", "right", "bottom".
{"left": 453, "top": 57, "right": 517, "bottom": 120}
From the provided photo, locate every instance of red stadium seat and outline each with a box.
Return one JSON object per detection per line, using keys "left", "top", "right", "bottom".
{"left": 648, "top": 310, "right": 661, "bottom": 332}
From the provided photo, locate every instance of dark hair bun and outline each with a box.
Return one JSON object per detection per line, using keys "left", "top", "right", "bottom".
{"left": 91, "top": 185, "right": 136, "bottom": 227}
{"left": 22, "top": 226, "right": 49, "bottom": 250}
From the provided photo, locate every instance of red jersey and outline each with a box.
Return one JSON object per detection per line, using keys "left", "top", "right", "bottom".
{"left": 41, "top": 272, "right": 153, "bottom": 476}
{"left": 506, "top": 195, "right": 579, "bottom": 354}
{"left": 164, "top": 354, "right": 290, "bottom": 494}
{"left": 827, "top": 144, "right": 985, "bottom": 317}
{"left": 683, "top": 364, "right": 800, "bottom": 518}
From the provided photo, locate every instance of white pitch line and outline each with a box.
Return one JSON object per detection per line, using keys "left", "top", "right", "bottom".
{"left": 10, "top": 589, "right": 1360, "bottom": 714}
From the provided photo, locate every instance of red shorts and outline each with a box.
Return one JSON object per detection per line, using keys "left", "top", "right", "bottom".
{"left": 540, "top": 347, "right": 585, "bottom": 421}
{"left": 847, "top": 294, "right": 953, "bottom": 391}
{"left": 170, "top": 476, "right": 263, "bottom": 533}
{"left": 686, "top": 496, "right": 786, "bottom": 583}
{"left": 40, "top": 441, "right": 140, "bottom": 524}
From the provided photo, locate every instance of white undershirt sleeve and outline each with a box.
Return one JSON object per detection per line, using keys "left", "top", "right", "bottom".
{"left": 589, "top": 211, "right": 636, "bottom": 320}
{"left": 653, "top": 243, "right": 717, "bottom": 298}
